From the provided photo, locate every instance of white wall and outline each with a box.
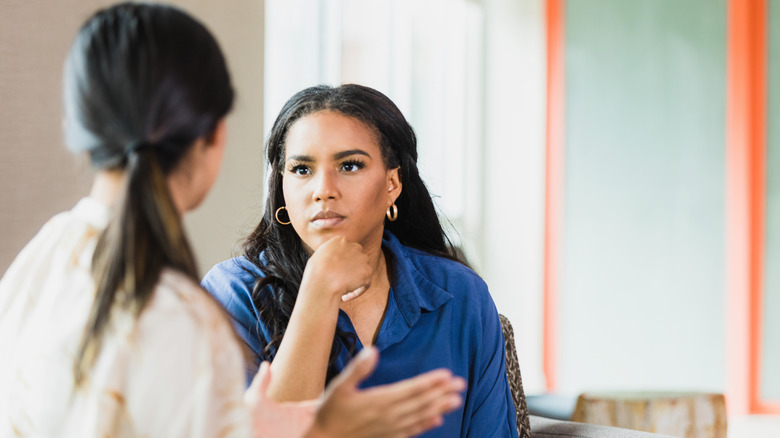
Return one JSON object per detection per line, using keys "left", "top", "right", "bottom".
{"left": 481, "top": 0, "right": 548, "bottom": 394}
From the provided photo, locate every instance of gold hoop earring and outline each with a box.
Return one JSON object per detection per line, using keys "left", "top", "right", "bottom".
{"left": 275, "top": 206, "right": 291, "bottom": 225}
{"left": 386, "top": 203, "right": 398, "bottom": 222}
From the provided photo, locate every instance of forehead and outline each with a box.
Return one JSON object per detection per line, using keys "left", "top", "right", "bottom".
{"left": 284, "top": 110, "right": 380, "bottom": 157}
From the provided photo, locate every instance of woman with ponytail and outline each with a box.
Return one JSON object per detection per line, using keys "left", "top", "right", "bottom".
{"left": 203, "top": 84, "right": 518, "bottom": 437}
{"left": 0, "top": 4, "right": 464, "bottom": 437}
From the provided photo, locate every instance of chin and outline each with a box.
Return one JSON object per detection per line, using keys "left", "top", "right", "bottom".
{"left": 302, "top": 232, "right": 347, "bottom": 251}
{"left": 184, "top": 189, "right": 209, "bottom": 213}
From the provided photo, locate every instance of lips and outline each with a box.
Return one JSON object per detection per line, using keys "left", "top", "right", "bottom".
{"left": 311, "top": 210, "right": 345, "bottom": 228}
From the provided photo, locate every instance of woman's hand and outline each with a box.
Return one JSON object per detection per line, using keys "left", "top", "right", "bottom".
{"left": 245, "top": 348, "right": 465, "bottom": 438}
{"left": 307, "top": 347, "right": 466, "bottom": 438}
{"left": 245, "top": 361, "right": 318, "bottom": 438}
{"left": 301, "top": 236, "right": 373, "bottom": 303}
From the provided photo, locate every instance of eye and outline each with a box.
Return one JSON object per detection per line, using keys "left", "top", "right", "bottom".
{"left": 288, "top": 164, "right": 311, "bottom": 176}
{"left": 340, "top": 159, "right": 366, "bottom": 172}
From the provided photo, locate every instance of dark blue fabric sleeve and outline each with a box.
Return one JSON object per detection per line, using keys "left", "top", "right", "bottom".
{"left": 201, "top": 258, "right": 270, "bottom": 382}
{"left": 466, "top": 293, "right": 519, "bottom": 437}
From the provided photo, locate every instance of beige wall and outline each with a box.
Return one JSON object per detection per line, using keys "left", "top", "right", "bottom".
{"left": 0, "top": 0, "right": 265, "bottom": 276}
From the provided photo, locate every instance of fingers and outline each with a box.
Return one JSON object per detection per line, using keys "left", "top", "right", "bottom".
{"left": 256, "top": 361, "right": 272, "bottom": 395}
{"left": 318, "top": 236, "right": 365, "bottom": 258}
{"left": 246, "top": 361, "right": 272, "bottom": 402}
{"left": 380, "top": 372, "right": 465, "bottom": 420}
{"left": 293, "top": 398, "right": 322, "bottom": 416}
{"left": 377, "top": 387, "right": 461, "bottom": 438}
{"left": 306, "top": 237, "right": 372, "bottom": 301}
{"left": 393, "top": 389, "right": 463, "bottom": 432}
{"left": 357, "top": 369, "right": 463, "bottom": 436}
{"left": 398, "top": 414, "right": 445, "bottom": 437}
{"left": 316, "top": 361, "right": 463, "bottom": 438}
{"left": 326, "top": 347, "right": 379, "bottom": 393}
{"left": 369, "top": 368, "right": 457, "bottom": 402}
{"left": 342, "top": 284, "right": 369, "bottom": 302}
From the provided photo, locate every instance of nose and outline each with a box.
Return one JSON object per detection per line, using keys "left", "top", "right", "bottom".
{"left": 312, "top": 168, "right": 338, "bottom": 201}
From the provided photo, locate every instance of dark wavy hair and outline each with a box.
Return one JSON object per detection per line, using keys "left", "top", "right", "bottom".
{"left": 66, "top": 2, "right": 234, "bottom": 384}
{"left": 244, "top": 84, "right": 456, "bottom": 381}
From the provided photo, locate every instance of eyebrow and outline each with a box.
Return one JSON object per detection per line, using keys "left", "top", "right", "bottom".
{"left": 286, "top": 149, "right": 372, "bottom": 163}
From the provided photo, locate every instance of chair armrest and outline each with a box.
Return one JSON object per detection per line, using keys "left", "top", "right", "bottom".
{"left": 530, "top": 415, "right": 680, "bottom": 438}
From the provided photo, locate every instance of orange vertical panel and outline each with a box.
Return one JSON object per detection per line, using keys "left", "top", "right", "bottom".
{"left": 748, "top": 0, "right": 780, "bottom": 414}
{"left": 544, "top": 0, "right": 565, "bottom": 392}
{"left": 725, "top": 0, "right": 751, "bottom": 415}
{"left": 726, "top": 0, "right": 776, "bottom": 415}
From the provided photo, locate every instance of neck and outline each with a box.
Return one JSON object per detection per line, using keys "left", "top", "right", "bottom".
{"left": 343, "top": 237, "right": 391, "bottom": 308}
{"left": 89, "top": 169, "right": 125, "bottom": 207}
{"left": 363, "top": 231, "right": 391, "bottom": 291}
{"left": 90, "top": 162, "right": 192, "bottom": 217}
{"left": 339, "top": 241, "right": 391, "bottom": 347}
{"left": 369, "top": 247, "right": 389, "bottom": 293}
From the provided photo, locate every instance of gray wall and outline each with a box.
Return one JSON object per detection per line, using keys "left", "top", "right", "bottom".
{"left": 0, "top": 0, "right": 265, "bottom": 277}
{"left": 764, "top": 0, "right": 780, "bottom": 402}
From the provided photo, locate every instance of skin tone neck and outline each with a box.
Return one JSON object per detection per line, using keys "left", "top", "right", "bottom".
{"left": 89, "top": 168, "right": 125, "bottom": 207}
{"left": 338, "top": 246, "right": 390, "bottom": 345}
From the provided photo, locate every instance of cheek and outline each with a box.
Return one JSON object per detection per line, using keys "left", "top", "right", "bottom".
{"left": 281, "top": 179, "right": 296, "bottom": 211}
{"left": 281, "top": 178, "right": 306, "bottom": 222}
{"left": 281, "top": 177, "right": 291, "bottom": 206}
{"left": 354, "top": 182, "right": 391, "bottom": 225}
{"left": 367, "top": 179, "right": 391, "bottom": 208}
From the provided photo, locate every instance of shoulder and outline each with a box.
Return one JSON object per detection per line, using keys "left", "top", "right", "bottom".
{"left": 8, "top": 206, "right": 96, "bottom": 270}
{"left": 386, "top": 232, "right": 482, "bottom": 285}
{"left": 201, "top": 256, "right": 267, "bottom": 326}
{"left": 202, "top": 256, "right": 263, "bottom": 298}
{"left": 7, "top": 197, "right": 110, "bottom": 277}
{"left": 0, "top": 212, "right": 72, "bottom": 284}
{"left": 399, "top": 244, "right": 490, "bottom": 303}
{"left": 405, "top": 245, "right": 483, "bottom": 282}
{"left": 385, "top": 234, "right": 500, "bottom": 329}
{"left": 144, "top": 269, "right": 232, "bottom": 333}
{"left": 134, "top": 269, "right": 242, "bottom": 360}
{"left": 0, "top": 207, "right": 102, "bottom": 318}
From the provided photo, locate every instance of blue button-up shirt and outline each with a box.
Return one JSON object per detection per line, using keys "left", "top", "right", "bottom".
{"left": 202, "top": 231, "right": 518, "bottom": 437}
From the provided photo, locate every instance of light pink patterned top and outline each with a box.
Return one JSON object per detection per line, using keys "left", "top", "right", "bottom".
{"left": 0, "top": 197, "right": 251, "bottom": 437}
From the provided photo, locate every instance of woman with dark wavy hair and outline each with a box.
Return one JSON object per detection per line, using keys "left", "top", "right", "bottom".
{"left": 203, "top": 84, "right": 518, "bottom": 437}
{"left": 0, "top": 4, "right": 463, "bottom": 437}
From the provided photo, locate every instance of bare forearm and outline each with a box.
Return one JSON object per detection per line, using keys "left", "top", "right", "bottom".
{"left": 268, "top": 237, "right": 372, "bottom": 402}
{"left": 267, "top": 286, "right": 341, "bottom": 401}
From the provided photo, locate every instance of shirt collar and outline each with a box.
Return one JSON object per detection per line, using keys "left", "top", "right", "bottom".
{"left": 382, "top": 231, "right": 453, "bottom": 329}
{"left": 72, "top": 196, "right": 111, "bottom": 230}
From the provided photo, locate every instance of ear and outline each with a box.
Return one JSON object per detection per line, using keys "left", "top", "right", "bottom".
{"left": 206, "top": 118, "right": 228, "bottom": 152}
{"left": 386, "top": 167, "right": 402, "bottom": 205}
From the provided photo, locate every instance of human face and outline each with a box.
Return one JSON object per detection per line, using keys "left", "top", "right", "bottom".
{"left": 282, "top": 110, "right": 401, "bottom": 254}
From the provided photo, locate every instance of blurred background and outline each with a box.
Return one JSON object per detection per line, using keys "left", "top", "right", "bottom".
{"left": 1, "top": 0, "right": 778, "bottom": 434}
